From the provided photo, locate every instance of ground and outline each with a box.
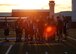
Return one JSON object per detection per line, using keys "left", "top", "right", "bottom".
{"left": 0, "top": 28, "right": 76, "bottom": 54}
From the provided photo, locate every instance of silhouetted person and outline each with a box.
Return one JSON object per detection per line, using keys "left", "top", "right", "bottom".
{"left": 56, "top": 16, "right": 64, "bottom": 42}
{"left": 38, "top": 18, "right": 45, "bottom": 43}
{"left": 15, "top": 25, "right": 20, "bottom": 42}
{"left": 24, "top": 19, "right": 29, "bottom": 43}
{"left": 63, "top": 16, "right": 68, "bottom": 40}
{"left": 29, "top": 20, "right": 34, "bottom": 43}
{"left": 4, "top": 23, "right": 9, "bottom": 41}
{"left": 15, "top": 18, "right": 23, "bottom": 42}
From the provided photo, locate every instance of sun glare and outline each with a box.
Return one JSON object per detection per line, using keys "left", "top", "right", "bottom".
{"left": 0, "top": 0, "right": 72, "bottom": 12}
{"left": 12, "top": 0, "right": 49, "bottom": 9}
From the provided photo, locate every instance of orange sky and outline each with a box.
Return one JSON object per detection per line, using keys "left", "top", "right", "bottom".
{"left": 0, "top": 0, "right": 72, "bottom": 13}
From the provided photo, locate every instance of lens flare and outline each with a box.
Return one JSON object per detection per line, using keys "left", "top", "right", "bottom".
{"left": 46, "top": 26, "right": 52, "bottom": 33}
{"left": 43, "top": 25, "right": 56, "bottom": 38}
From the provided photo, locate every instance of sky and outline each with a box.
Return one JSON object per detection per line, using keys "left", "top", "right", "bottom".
{"left": 0, "top": 0, "right": 72, "bottom": 13}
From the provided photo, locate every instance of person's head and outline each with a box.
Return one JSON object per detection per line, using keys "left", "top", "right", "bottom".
{"left": 57, "top": 16, "right": 60, "bottom": 19}
{"left": 57, "top": 16, "right": 63, "bottom": 21}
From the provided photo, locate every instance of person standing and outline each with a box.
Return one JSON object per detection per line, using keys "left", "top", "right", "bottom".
{"left": 15, "top": 18, "right": 23, "bottom": 42}
{"left": 24, "top": 19, "right": 29, "bottom": 43}
{"left": 56, "top": 16, "right": 64, "bottom": 42}
{"left": 63, "top": 16, "right": 68, "bottom": 40}
{"left": 4, "top": 23, "right": 9, "bottom": 42}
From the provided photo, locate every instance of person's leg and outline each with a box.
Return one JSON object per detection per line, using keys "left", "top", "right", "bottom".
{"left": 16, "top": 34, "right": 19, "bottom": 42}
{"left": 16, "top": 34, "right": 22, "bottom": 42}
{"left": 5, "top": 35, "right": 9, "bottom": 41}
{"left": 5, "top": 35, "right": 7, "bottom": 40}
{"left": 19, "top": 34, "right": 22, "bottom": 42}
{"left": 25, "top": 32, "right": 28, "bottom": 43}
{"left": 63, "top": 27, "right": 67, "bottom": 40}
{"left": 58, "top": 29, "right": 63, "bottom": 42}
{"left": 56, "top": 28, "right": 60, "bottom": 42}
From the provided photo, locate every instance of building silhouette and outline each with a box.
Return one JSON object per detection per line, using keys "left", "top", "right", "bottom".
{"left": 12, "top": 1, "right": 55, "bottom": 18}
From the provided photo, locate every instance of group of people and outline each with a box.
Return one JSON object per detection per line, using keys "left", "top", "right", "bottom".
{"left": 15, "top": 18, "right": 46, "bottom": 43}
{"left": 3, "top": 16, "right": 68, "bottom": 43}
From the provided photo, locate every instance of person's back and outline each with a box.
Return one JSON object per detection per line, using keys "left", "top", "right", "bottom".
{"left": 57, "top": 18, "right": 64, "bottom": 29}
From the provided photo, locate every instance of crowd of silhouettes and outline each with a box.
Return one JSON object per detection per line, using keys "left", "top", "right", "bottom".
{"left": 3, "top": 16, "right": 68, "bottom": 43}
{"left": 14, "top": 17, "right": 56, "bottom": 43}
